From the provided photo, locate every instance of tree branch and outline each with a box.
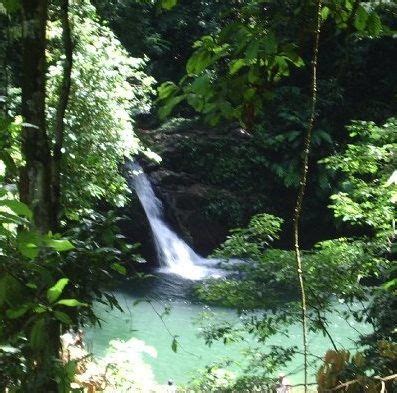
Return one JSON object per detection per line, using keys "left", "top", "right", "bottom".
{"left": 293, "top": 0, "right": 323, "bottom": 391}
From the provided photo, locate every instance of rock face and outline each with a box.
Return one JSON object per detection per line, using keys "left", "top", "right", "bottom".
{"left": 149, "top": 170, "right": 231, "bottom": 255}
{"left": 123, "top": 117, "right": 334, "bottom": 263}
{"left": 128, "top": 118, "right": 265, "bottom": 259}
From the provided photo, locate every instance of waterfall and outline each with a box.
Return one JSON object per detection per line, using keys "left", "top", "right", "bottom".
{"left": 129, "top": 162, "right": 220, "bottom": 280}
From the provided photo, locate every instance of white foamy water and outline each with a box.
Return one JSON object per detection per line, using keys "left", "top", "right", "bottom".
{"left": 129, "top": 162, "right": 222, "bottom": 280}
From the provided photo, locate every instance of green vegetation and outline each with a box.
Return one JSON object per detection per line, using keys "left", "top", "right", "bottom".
{"left": 0, "top": 0, "right": 396, "bottom": 391}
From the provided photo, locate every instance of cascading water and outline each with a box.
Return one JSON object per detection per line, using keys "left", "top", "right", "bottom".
{"left": 129, "top": 162, "right": 221, "bottom": 280}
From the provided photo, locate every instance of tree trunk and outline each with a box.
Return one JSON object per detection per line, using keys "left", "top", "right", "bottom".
{"left": 20, "top": 1, "right": 59, "bottom": 389}
{"left": 20, "top": 0, "right": 53, "bottom": 233}
{"left": 51, "top": 0, "right": 73, "bottom": 230}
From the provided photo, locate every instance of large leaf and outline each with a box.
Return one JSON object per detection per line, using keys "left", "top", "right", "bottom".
{"left": 158, "top": 81, "right": 179, "bottom": 100}
{"left": 367, "top": 12, "right": 382, "bottom": 36}
{"left": 229, "top": 59, "right": 246, "bottom": 75}
{"left": 56, "top": 299, "right": 87, "bottom": 307}
{"left": 354, "top": 6, "right": 369, "bottom": 32}
{"left": 30, "top": 318, "right": 45, "bottom": 349}
{"left": 54, "top": 311, "right": 73, "bottom": 324}
{"left": 46, "top": 238, "right": 74, "bottom": 252}
{"left": 6, "top": 304, "right": 30, "bottom": 319}
{"left": 16, "top": 230, "right": 41, "bottom": 259}
{"left": 158, "top": 95, "right": 185, "bottom": 119}
{"left": 187, "top": 50, "right": 213, "bottom": 75}
{"left": 46, "top": 278, "right": 69, "bottom": 303}
{"left": 0, "top": 199, "right": 32, "bottom": 219}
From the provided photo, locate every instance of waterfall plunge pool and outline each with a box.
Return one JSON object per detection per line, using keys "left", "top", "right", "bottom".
{"left": 85, "top": 164, "right": 372, "bottom": 386}
{"left": 85, "top": 271, "right": 372, "bottom": 387}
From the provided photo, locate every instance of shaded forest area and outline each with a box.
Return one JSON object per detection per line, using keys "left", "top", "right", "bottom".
{"left": 0, "top": 0, "right": 396, "bottom": 392}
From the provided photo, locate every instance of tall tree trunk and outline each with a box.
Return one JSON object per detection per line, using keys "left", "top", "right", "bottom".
{"left": 51, "top": 0, "right": 73, "bottom": 229}
{"left": 20, "top": 0, "right": 53, "bottom": 233}
{"left": 20, "top": 1, "right": 59, "bottom": 389}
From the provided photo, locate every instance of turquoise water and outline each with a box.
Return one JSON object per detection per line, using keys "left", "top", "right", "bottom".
{"left": 85, "top": 272, "right": 371, "bottom": 386}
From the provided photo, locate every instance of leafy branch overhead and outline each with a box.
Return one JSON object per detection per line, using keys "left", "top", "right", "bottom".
{"left": 157, "top": 0, "right": 387, "bottom": 129}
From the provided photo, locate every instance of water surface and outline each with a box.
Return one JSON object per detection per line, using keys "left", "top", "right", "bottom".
{"left": 85, "top": 272, "right": 371, "bottom": 386}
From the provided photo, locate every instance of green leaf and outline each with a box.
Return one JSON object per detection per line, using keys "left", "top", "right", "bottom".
{"left": 56, "top": 299, "right": 88, "bottom": 307}
{"left": 245, "top": 40, "right": 260, "bottom": 61}
{"left": 367, "top": 12, "right": 382, "bottom": 36}
{"left": 54, "top": 311, "right": 73, "bottom": 324}
{"left": 158, "top": 95, "right": 185, "bottom": 119}
{"left": 171, "top": 336, "right": 178, "bottom": 353}
{"left": 158, "top": 81, "right": 179, "bottom": 100}
{"left": 0, "top": 199, "right": 32, "bottom": 219}
{"left": 382, "top": 278, "right": 397, "bottom": 290}
{"left": 229, "top": 59, "right": 246, "bottom": 75}
{"left": 354, "top": 6, "right": 369, "bottom": 31}
{"left": 30, "top": 318, "right": 45, "bottom": 349}
{"left": 0, "top": 276, "right": 7, "bottom": 306}
{"left": 111, "top": 262, "right": 127, "bottom": 275}
{"left": 16, "top": 230, "right": 41, "bottom": 259}
{"left": 6, "top": 304, "right": 30, "bottom": 319}
{"left": 186, "top": 50, "right": 213, "bottom": 75}
{"left": 161, "top": 0, "right": 177, "bottom": 10}
{"left": 263, "top": 33, "right": 277, "bottom": 54}
{"left": 47, "top": 278, "right": 69, "bottom": 303}
{"left": 46, "top": 238, "right": 74, "bottom": 252}
{"left": 321, "top": 6, "right": 330, "bottom": 21}
{"left": 33, "top": 305, "right": 47, "bottom": 314}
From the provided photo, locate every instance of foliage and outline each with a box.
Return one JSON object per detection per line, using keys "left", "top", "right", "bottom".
{"left": 0, "top": 0, "right": 152, "bottom": 387}
{"left": 46, "top": 0, "right": 155, "bottom": 217}
{"left": 0, "top": 151, "right": 136, "bottom": 390}
{"left": 194, "top": 118, "right": 396, "bottom": 387}
{"left": 157, "top": 0, "right": 304, "bottom": 127}
{"left": 157, "top": 0, "right": 389, "bottom": 128}
{"left": 322, "top": 119, "right": 397, "bottom": 236}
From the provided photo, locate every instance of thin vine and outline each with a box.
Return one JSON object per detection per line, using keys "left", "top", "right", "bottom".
{"left": 293, "top": 0, "right": 323, "bottom": 391}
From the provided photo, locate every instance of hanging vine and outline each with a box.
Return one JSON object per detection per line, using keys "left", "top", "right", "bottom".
{"left": 293, "top": 0, "right": 323, "bottom": 391}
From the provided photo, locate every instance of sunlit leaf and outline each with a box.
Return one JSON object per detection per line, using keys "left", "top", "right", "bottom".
{"left": 161, "top": 0, "right": 177, "bottom": 10}
{"left": 47, "top": 278, "right": 69, "bottom": 303}
{"left": 46, "top": 238, "right": 74, "bottom": 252}
{"left": 56, "top": 298, "right": 88, "bottom": 307}
{"left": 111, "top": 262, "right": 127, "bottom": 275}
{"left": 0, "top": 199, "right": 32, "bottom": 219}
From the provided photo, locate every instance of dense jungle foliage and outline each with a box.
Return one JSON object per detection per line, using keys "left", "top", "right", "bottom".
{"left": 0, "top": 0, "right": 396, "bottom": 391}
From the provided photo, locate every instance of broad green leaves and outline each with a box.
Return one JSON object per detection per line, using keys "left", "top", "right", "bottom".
{"left": 0, "top": 200, "right": 32, "bottom": 219}
{"left": 158, "top": 14, "right": 304, "bottom": 127}
{"left": 47, "top": 278, "right": 70, "bottom": 303}
{"left": 323, "top": 119, "right": 397, "bottom": 233}
{"left": 16, "top": 230, "right": 74, "bottom": 259}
